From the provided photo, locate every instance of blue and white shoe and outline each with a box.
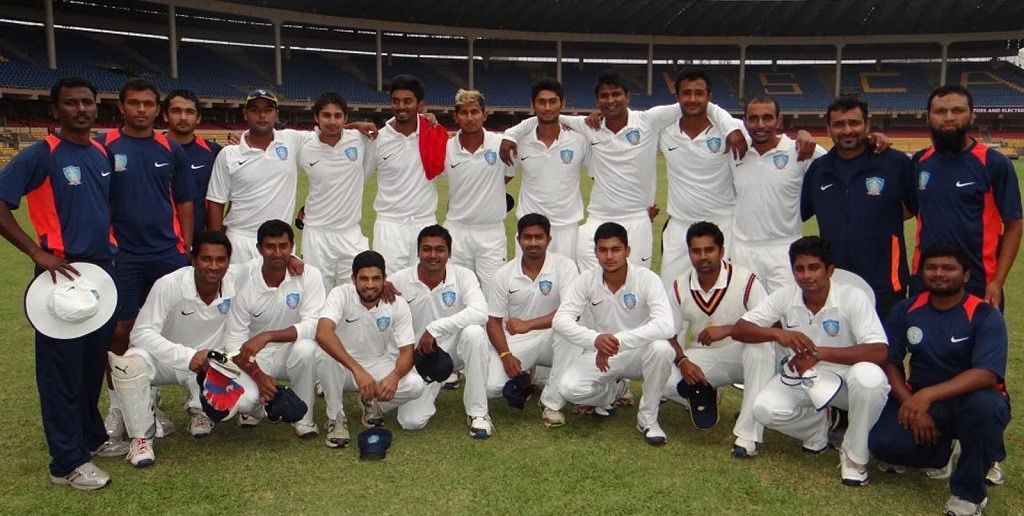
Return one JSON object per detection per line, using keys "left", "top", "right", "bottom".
{"left": 637, "top": 422, "right": 667, "bottom": 446}
{"left": 732, "top": 438, "right": 757, "bottom": 458}
{"left": 468, "top": 415, "right": 493, "bottom": 439}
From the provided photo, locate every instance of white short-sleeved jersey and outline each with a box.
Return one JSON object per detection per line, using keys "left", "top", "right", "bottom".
{"left": 667, "top": 262, "right": 767, "bottom": 349}
{"left": 443, "top": 131, "right": 514, "bottom": 226}
{"left": 298, "top": 129, "right": 375, "bottom": 229}
{"left": 487, "top": 252, "right": 579, "bottom": 322}
{"left": 207, "top": 129, "right": 310, "bottom": 235}
{"left": 388, "top": 263, "right": 488, "bottom": 339}
{"left": 510, "top": 127, "right": 587, "bottom": 226}
{"left": 370, "top": 118, "right": 439, "bottom": 222}
{"left": 320, "top": 283, "right": 415, "bottom": 364}
{"left": 741, "top": 280, "right": 887, "bottom": 351}
{"left": 222, "top": 259, "right": 326, "bottom": 355}
{"left": 731, "top": 135, "right": 826, "bottom": 243}
{"left": 553, "top": 265, "right": 675, "bottom": 351}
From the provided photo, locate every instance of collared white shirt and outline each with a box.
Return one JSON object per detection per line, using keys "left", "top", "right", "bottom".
{"left": 320, "top": 283, "right": 415, "bottom": 364}
{"left": 667, "top": 261, "right": 767, "bottom": 349}
{"left": 660, "top": 104, "right": 746, "bottom": 221}
{"left": 443, "top": 131, "right": 514, "bottom": 226}
{"left": 222, "top": 258, "right": 326, "bottom": 355}
{"left": 298, "top": 129, "right": 375, "bottom": 229}
{"left": 207, "top": 129, "right": 310, "bottom": 235}
{"left": 488, "top": 252, "right": 579, "bottom": 322}
{"left": 510, "top": 126, "right": 587, "bottom": 226}
{"left": 389, "top": 263, "right": 488, "bottom": 338}
{"left": 553, "top": 265, "right": 674, "bottom": 351}
{"left": 731, "top": 135, "right": 827, "bottom": 243}
{"left": 370, "top": 117, "right": 439, "bottom": 222}
{"left": 130, "top": 264, "right": 247, "bottom": 371}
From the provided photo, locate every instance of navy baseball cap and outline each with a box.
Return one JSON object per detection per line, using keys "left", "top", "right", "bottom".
{"left": 245, "top": 88, "right": 278, "bottom": 107}
{"left": 502, "top": 373, "right": 535, "bottom": 410}
{"left": 265, "top": 385, "right": 307, "bottom": 423}
{"left": 676, "top": 380, "right": 719, "bottom": 430}
{"left": 414, "top": 347, "right": 454, "bottom": 383}
{"left": 357, "top": 427, "right": 393, "bottom": 460}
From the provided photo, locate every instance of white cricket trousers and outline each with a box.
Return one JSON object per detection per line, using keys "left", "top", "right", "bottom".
{"left": 301, "top": 225, "right": 369, "bottom": 290}
{"left": 235, "top": 339, "right": 319, "bottom": 427}
{"left": 314, "top": 351, "right": 426, "bottom": 422}
{"left": 445, "top": 220, "right": 507, "bottom": 290}
{"left": 373, "top": 216, "right": 436, "bottom": 275}
{"left": 117, "top": 347, "right": 203, "bottom": 439}
{"left": 226, "top": 229, "right": 259, "bottom": 265}
{"left": 729, "top": 238, "right": 798, "bottom": 294}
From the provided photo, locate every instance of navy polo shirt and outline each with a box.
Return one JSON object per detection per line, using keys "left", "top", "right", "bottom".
{"left": 801, "top": 146, "right": 917, "bottom": 296}
{"left": 885, "top": 292, "right": 1007, "bottom": 392}
{"left": 97, "top": 129, "right": 195, "bottom": 258}
{"left": 0, "top": 134, "right": 115, "bottom": 261}
{"left": 911, "top": 141, "right": 1023, "bottom": 298}
{"left": 179, "top": 135, "right": 222, "bottom": 236}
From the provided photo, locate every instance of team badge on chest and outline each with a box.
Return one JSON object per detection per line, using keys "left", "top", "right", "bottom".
{"left": 441, "top": 288, "right": 457, "bottom": 308}
{"left": 918, "top": 171, "right": 931, "bottom": 191}
{"left": 375, "top": 315, "right": 391, "bottom": 331}
{"left": 706, "top": 137, "right": 722, "bottom": 153}
{"left": 538, "top": 280, "right": 553, "bottom": 296}
{"left": 906, "top": 326, "right": 923, "bottom": 346}
{"left": 865, "top": 176, "right": 885, "bottom": 196}
{"left": 772, "top": 153, "right": 789, "bottom": 170}
{"left": 625, "top": 129, "right": 641, "bottom": 146}
{"left": 114, "top": 154, "right": 128, "bottom": 172}
{"left": 285, "top": 293, "right": 301, "bottom": 309}
{"left": 344, "top": 147, "right": 358, "bottom": 161}
{"left": 217, "top": 298, "right": 232, "bottom": 314}
{"left": 822, "top": 319, "right": 840, "bottom": 337}
{"left": 275, "top": 145, "right": 289, "bottom": 160}
{"left": 622, "top": 292, "right": 637, "bottom": 310}
{"left": 484, "top": 150, "right": 497, "bottom": 165}
{"left": 560, "top": 149, "right": 574, "bottom": 164}
{"left": 62, "top": 165, "right": 82, "bottom": 186}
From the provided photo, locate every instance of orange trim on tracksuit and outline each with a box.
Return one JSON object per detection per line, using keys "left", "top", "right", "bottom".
{"left": 25, "top": 176, "right": 65, "bottom": 258}
{"left": 890, "top": 234, "right": 902, "bottom": 292}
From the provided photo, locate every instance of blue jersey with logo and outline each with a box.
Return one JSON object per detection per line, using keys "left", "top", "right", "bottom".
{"left": 0, "top": 134, "right": 115, "bottom": 261}
{"left": 96, "top": 129, "right": 195, "bottom": 258}
{"left": 885, "top": 292, "right": 1007, "bottom": 392}
{"left": 911, "top": 141, "right": 1023, "bottom": 298}
{"left": 179, "top": 135, "right": 222, "bottom": 236}
{"left": 801, "top": 146, "right": 917, "bottom": 296}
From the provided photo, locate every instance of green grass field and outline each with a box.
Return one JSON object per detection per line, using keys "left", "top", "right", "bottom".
{"left": 2, "top": 159, "right": 1023, "bottom": 515}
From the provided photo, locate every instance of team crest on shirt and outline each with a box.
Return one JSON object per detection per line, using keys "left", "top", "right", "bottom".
{"left": 865, "top": 176, "right": 885, "bottom": 196}
{"left": 344, "top": 147, "right": 358, "bottom": 161}
{"left": 907, "top": 326, "right": 923, "bottom": 346}
{"left": 62, "top": 165, "right": 82, "bottom": 186}
{"left": 625, "top": 129, "right": 641, "bottom": 146}
{"left": 375, "top": 315, "right": 391, "bottom": 331}
{"left": 772, "top": 153, "right": 789, "bottom": 170}
{"left": 217, "top": 298, "right": 232, "bottom": 314}
{"left": 560, "top": 149, "right": 574, "bottom": 164}
{"left": 484, "top": 150, "right": 498, "bottom": 165}
{"left": 706, "top": 137, "right": 722, "bottom": 153}
{"left": 275, "top": 145, "right": 288, "bottom": 160}
{"left": 918, "top": 171, "right": 931, "bottom": 191}
{"left": 538, "top": 280, "right": 553, "bottom": 296}
{"left": 441, "top": 288, "right": 457, "bottom": 308}
{"left": 285, "top": 293, "right": 300, "bottom": 309}
{"left": 114, "top": 154, "right": 128, "bottom": 172}
{"left": 623, "top": 292, "right": 637, "bottom": 310}
{"left": 822, "top": 319, "right": 840, "bottom": 337}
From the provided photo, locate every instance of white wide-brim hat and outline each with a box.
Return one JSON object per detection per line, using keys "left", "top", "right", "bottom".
{"left": 800, "top": 367, "right": 844, "bottom": 411}
{"left": 24, "top": 262, "right": 117, "bottom": 340}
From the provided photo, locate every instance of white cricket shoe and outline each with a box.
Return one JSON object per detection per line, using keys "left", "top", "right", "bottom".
{"left": 126, "top": 438, "right": 155, "bottom": 468}
{"left": 443, "top": 372, "right": 460, "bottom": 390}
{"left": 541, "top": 407, "right": 565, "bottom": 428}
{"left": 732, "top": 438, "right": 757, "bottom": 458}
{"left": 361, "top": 399, "right": 385, "bottom": 428}
{"left": 986, "top": 462, "right": 1005, "bottom": 486}
{"left": 292, "top": 420, "right": 319, "bottom": 438}
{"left": 839, "top": 449, "right": 869, "bottom": 487}
{"left": 50, "top": 462, "right": 111, "bottom": 491}
{"left": 188, "top": 414, "right": 214, "bottom": 438}
{"left": 325, "top": 418, "right": 351, "bottom": 448}
{"left": 876, "top": 460, "right": 907, "bottom": 474}
{"left": 637, "top": 422, "right": 667, "bottom": 446}
{"left": 944, "top": 495, "right": 987, "bottom": 516}
{"left": 154, "top": 408, "right": 175, "bottom": 438}
{"left": 104, "top": 407, "right": 125, "bottom": 442}
{"left": 925, "top": 440, "right": 961, "bottom": 480}
{"left": 237, "top": 409, "right": 265, "bottom": 428}
{"left": 91, "top": 439, "right": 129, "bottom": 458}
{"left": 468, "top": 415, "right": 493, "bottom": 439}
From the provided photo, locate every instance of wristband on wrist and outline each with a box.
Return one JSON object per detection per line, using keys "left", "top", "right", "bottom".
{"left": 499, "top": 351, "right": 512, "bottom": 359}
{"left": 675, "top": 355, "right": 688, "bottom": 366}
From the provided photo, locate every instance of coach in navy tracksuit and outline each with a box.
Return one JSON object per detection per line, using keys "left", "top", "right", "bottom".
{"left": 801, "top": 96, "right": 916, "bottom": 318}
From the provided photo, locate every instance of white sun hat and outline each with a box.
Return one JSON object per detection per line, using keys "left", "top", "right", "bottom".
{"left": 24, "top": 262, "right": 117, "bottom": 339}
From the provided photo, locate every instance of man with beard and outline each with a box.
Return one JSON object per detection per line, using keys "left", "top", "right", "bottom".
{"left": 314, "top": 250, "right": 425, "bottom": 449}
{"left": 207, "top": 89, "right": 310, "bottom": 264}
{"left": 731, "top": 97, "right": 825, "bottom": 292}
{"left": 801, "top": 96, "right": 917, "bottom": 318}
{"left": 162, "top": 89, "right": 222, "bottom": 238}
{"left": 910, "top": 85, "right": 1021, "bottom": 310}
{"left": 870, "top": 243, "right": 1010, "bottom": 516}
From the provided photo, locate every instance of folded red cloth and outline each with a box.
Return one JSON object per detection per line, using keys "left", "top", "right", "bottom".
{"left": 418, "top": 114, "right": 449, "bottom": 180}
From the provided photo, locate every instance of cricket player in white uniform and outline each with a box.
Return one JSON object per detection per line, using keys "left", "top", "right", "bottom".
{"left": 730, "top": 97, "right": 826, "bottom": 293}
{"left": 298, "top": 92, "right": 375, "bottom": 290}
{"left": 389, "top": 225, "right": 491, "bottom": 435}
{"left": 314, "top": 251, "right": 425, "bottom": 448}
{"left": 462, "top": 213, "right": 581, "bottom": 429}
{"left": 553, "top": 222, "right": 676, "bottom": 445}
{"left": 501, "top": 70, "right": 742, "bottom": 272}
{"left": 663, "top": 221, "right": 774, "bottom": 457}
{"left": 443, "top": 89, "right": 514, "bottom": 290}
{"left": 207, "top": 89, "right": 310, "bottom": 264}
{"left": 506, "top": 79, "right": 587, "bottom": 260}
{"left": 224, "top": 220, "right": 326, "bottom": 437}
{"left": 110, "top": 231, "right": 240, "bottom": 467}
{"left": 734, "top": 236, "right": 890, "bottom": 487}
{"left": 369, "top": 75, "right": 442, "bottom": 274}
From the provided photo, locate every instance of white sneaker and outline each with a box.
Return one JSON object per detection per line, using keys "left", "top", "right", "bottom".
{"left": 237, "top": 410, "right": 264, "bottom": 428}
{"left": 188, "top": 414, "right": 214, "bottom": 438}
{"left": 876, "top": 460, "right": 907, "bottom": 474}
{"left": 325, "top": 418, "right": 350, "bottom": 448}
{"left": 925, "top": 440, "right": 961, "bottom": 480}
{"left": 732, "top": 438, "right": 757, "bottom": 458}
{"left": 126, "top": 438, "right": 155, "bottom": 468}
{"left": 91, "top": 440, "right": 129, "bottom": 458}
{"left": 360, "top": 399, "right": 385, "bottom": 428}
{"left": 839, "top": 449, "right": 869, "bottom": 487}
{"left": 541, "top": 407, "right": 565, "bottom": 428}
{"left": 944, "top": 495, "right": 988, "bottom": 516}
{"left": 154, "top": 408, "right": 175, "bottom": 438}
{"left": 104, "top": 407, "right": 125, "bottom": 442}
{"left": 468, "top": 415, "right": 493, "bottom": 439}
{"left": 986, "top": 462, "right": 1005, "bottom": 486}
{"left": 50, "top": 462, "right": 111, "bottom": 491}
{"left": 443, "top": 372, "right": 460, "bottom": 390}
{"left": 292, "top": 421, "right": 319, "bottom": 438}
{"left": 637, "top": 422, "right": 667, "bottom": 446}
